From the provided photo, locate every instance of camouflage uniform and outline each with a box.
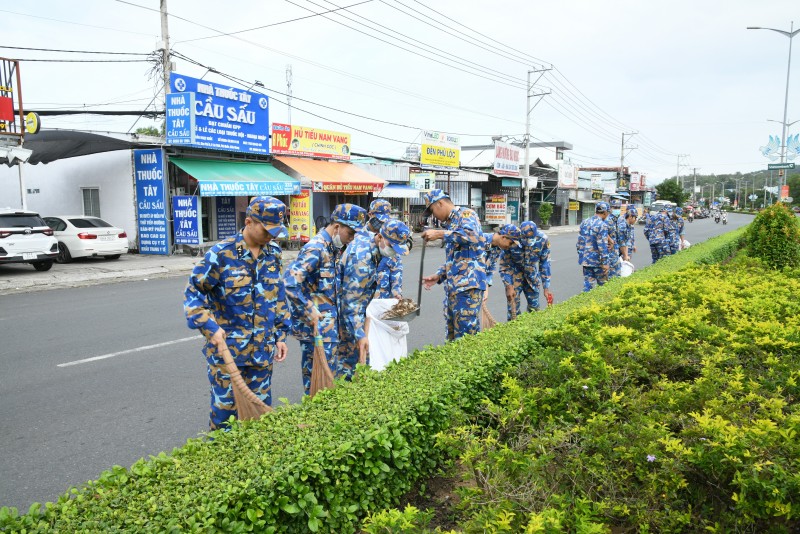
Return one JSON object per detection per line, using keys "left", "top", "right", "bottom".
{"left": 576, "top": 203, "right": 611, "bottom": 292}
{"left": 644, "top": 209, "right": 670, "bottom": 263}
{"left": 617, "top": 210, "right": 636, "bottom": 255}
{"left": 482, "top": 232, "right": 501, "bottom": 287}
{"left": 184, "top": 197, "right": 290, "bottom": 430}
{"left": 664, "top": 208, "right": 679, "bottom": 256}
{"left": 520, "top": 221, "right": 551, "bottom": 311}
{"left": 670, "top": 211, "right": 685, "bottom": 254}
{"left": 424, "top": 190, "right": 487, "bottom": 340}
{"left": 338, "top": 220, "right": 411, "bottom": 378}
{"left": 497, "top": 225, "right": 525, "bottom": 320}
{"left": 284, "top": 204, "right": 366, "bottom": 395}
{"left": 375, "top": 256, "right": 403, "bottom": 299}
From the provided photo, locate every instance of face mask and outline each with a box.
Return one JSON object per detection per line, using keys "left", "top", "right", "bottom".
{"left": 379, "top": 244, "right": 397, "bottom": 258}
{"left": 612, "top": 209, "right": 621, "bottom": 216}
{"left": 331, "top": 230, "right": 344, "bottom": 249}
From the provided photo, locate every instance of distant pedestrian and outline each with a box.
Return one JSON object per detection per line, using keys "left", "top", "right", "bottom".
{"left": 576, "top": 201, "right": 611, "bottom": 292}
{"left": 421, "top": 189, "right": 488, "bottom": 340}
{"left": 338, "top": 219, "right": 411, "bottom": 378}
{"left": 284, "top": 204, "right": 367, "bottom": 395}
{"left": 183, "top": 196, "right": 291, "bottom": 430}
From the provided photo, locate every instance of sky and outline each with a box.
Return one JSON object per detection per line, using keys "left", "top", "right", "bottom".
{"left": 2, "top": 0, "right": 799, "bottom": 184}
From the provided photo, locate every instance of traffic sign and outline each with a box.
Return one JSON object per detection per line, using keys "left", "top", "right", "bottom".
{"left": 748, "top": 194, "right": 758, "bottom": 201}
{"left": 768, "top": 162, "right": 795, "bottom": 170}
{"left": 781, "top": 197, "right": 794, "bottom": 203}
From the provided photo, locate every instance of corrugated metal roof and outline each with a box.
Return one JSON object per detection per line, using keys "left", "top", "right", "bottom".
{"left": 351, "top": 161, "right": 410, "bottom": 182}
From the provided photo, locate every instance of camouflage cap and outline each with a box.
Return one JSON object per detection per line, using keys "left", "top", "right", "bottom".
{"left": 331, "top": 203, "right": 367, "bottom": 230}
{"left": 368, "top": 199, "right": 392, "bottom": 224}
{"left": 379, "top": 219, "right": 412, "bottom": 256}
{"left": 247, "top": 196, "right": 288, "bottom": 238}
{"left": 497, "top": 223, "right": 522, "bottom": 241}
{"left": 610, "top": 199, "right": 623, "bottom": 208}
{"left": 519, "top": 220, "right": 538, "bottom": 239}
{"left": 596, "top": 201, "right": 610, "bottom": 213}
{"left": 422, "top": 189, "right": 450, "bottom": 217}
{"left": 626, "top": 207, "right": 639, "bottom": 217}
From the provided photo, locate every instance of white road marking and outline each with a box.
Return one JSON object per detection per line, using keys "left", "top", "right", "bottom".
{"left": 58, "top": 335, "right": 204, "bottom": 368}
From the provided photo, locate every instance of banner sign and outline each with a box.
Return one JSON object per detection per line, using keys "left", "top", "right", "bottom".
{"left": 507, "top": 200, "right": 519, "bottom": 223}
{"left": 311, "top": 181, "right": 382, "bottom": 193}
{"left": 198, "top": 179, "right": 300, "bottom": 197}
{"left": 603, "top": 181, "right": 616, "bottom": 195}
{"left": 271, "top": 123, "right": 351, "bottom": 160}
{"left": 133, "top": 149, "right": 169, "bottom": 255}
{"left": 172, "top": 195, "right": 201, "bottom": 245}
{"left": 557, "top": 162, "right": 578, "bottom": 189}
{"left": 166, "top": 72, "right": 270, "bottom": 154}
{"left": 485, "top": 194, "right": 507, "bottom": 224}
{"left": 568, "top": 201, "right": 580, "bottom": 211}
{"left": 289, "top": 189, "right": 313, "bottom": 242}
{"left": 215, "top": 196, "right": 237, "bottom": 239}
{"left": 410, "top": 171, "right": 437, "bottom": 191}
{"left": 781, "top": 185, "right": 790, "bottom": 200}
{"left": 493, "top": 140, "right": 520, "bottom": 176}
{"left": 420, "top": 130, "right": 460, "bottom": 170}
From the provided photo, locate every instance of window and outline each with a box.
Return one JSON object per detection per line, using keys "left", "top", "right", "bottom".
{"left": 69, "top": 218, "right": 112, "bottom": 228}
{"left": 82, "top": 188, "right": 101, "bottom": 217}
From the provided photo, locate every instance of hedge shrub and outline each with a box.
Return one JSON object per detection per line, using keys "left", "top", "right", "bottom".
{"left": 433, "top": 256, "right": 800, "bottom": 532}
{"left": 0, "top": 228, "right": 747, "bottom": 533}
{"left": 747, "top": 202, "right": 800, "bottom": 269}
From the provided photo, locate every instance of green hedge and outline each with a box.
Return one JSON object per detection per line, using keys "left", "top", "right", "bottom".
{"left": 0, "top": 228, "right": 747, "bottom": 533}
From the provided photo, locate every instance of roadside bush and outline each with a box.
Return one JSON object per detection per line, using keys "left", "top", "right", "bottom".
{"left": 0, "top": 229, "right": 748, "bottom": 533}
{"left": 442, "top": 256, "right": 800, "bottom": 532}
{"left": 747, "top": 202, "right": 800, "bottom": 269}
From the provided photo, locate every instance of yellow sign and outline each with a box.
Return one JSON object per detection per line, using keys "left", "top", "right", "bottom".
{"left": 25, "top": 112, "right": 41, "bottom": 135}
{"left": 568, "top": 201, "right": 579, "bottom": 211}
{"left": 289, "top": 189, "right": 313, "bottom": 242}
{"left": 420, "top": 130, "right": 460, "bottom": 169}
{"left": 272, "top": 123, "right": 351, "bottom": 160}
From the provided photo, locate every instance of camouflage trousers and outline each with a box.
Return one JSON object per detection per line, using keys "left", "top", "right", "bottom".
{"left": 338, "top": 335, "right": 367, "bottom": 381}
{"left": 445, "top": 288, "right": 483, "bottom": 341}
{"left": 669, "top": 240, "right": 680, "bottom": 255}
{"left": 607, "top": 254, "right": 622, "bottom": 279}
{"left": 582, "top": 266, "right": 608, "bottom": 292}
{"left": 650, "top": 245, "right": 664, "bottom": 264}
{"left": 207, "top": 359, "right": 273, "bottom": 430}
{"left": 506, "top": 275, "right": 540, "bottom": 320}
{"left": 300, "top": 339, "right": 339, "bottom": 396}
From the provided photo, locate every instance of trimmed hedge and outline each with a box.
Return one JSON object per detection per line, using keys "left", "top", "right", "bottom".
{"left": 0, "top": 228, "right": 747, "bottom": 533}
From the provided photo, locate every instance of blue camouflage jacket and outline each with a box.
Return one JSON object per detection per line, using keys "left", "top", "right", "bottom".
{"left": 499, "top": 242, "right": 525, "bottom": 286}
{"left": 435, "top": 207, "right": 487, "bottom": 293}
{"left": 339, "top": 232, "right": 381, "bottom": 342}
{"left": 482, "top": 232, "right": 501, "bottom": 287}
{"left": 605, "top": 213, "right": 622, "bottom": 255}
{"left": 284, "top": 229, "right": 341, "bottom": 342}
{"left": 184, "top": 233, "right": 290, "bottom": 365}
{"left": 645, "top": 213, "right": 671, "bottom": 248}
{"left": 617, "top": 218, "right": 635, "bottom": 251}
{"left": 375, "top": 256, "right": 403, "bottom": 299}
{"left": 576, "top": 215, "right": 611, "bottom": 267}
{"left": 524, "top": 231, "right": 552, "bottom": 289}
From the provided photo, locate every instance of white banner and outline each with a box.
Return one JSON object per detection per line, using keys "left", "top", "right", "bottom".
{"left": 558, "top": 162, "right": 578, "bottom": 189}
{"left": 493, "top": 141, "right": 520, "bottom": 176}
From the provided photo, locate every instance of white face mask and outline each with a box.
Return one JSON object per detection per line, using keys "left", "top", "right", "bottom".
{"left": 331, "top": 230, "right": 344, "bottom": 249}
{"left": 379, "top": 244, "right": 397, "bottom": 258}
{"left": 612, "top": 209, "right": 621, "bottom": 216}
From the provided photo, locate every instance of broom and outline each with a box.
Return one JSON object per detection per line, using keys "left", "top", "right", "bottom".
{"left": 309, "top": 320, "right": 335, "bottom": 398}
{"left": 217, "top": 344, "right": 272, "bottom": 421}
{"left": 481, "top": 291, "right": 497, "bottom": 330}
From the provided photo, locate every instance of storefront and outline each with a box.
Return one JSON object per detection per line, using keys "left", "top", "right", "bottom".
{"left": 272, "top": 156, "right": 385, "bottom": 227}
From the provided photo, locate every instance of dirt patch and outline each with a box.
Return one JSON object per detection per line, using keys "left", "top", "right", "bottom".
{"left": 398, "top": 463, "right": 473, "bottom": 531}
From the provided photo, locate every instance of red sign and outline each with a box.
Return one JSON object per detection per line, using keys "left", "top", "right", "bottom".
{"left": 0, "top": 97, "right": 14, "bottom": 122}
{"left": 781, "top": 185, "right": 790, "bottom": 200}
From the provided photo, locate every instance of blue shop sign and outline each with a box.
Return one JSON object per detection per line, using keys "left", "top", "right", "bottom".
{"left": 216, "top": 196, "right": 237, "bottom": 239}
{"left": 172, "top": 195, "right": 202, "bottom": 245}
{"left": 134, "top": 149, "right": 169, "bottom": 255}
{"left": 167, "top": 72, "right": 270, "bottom": 155}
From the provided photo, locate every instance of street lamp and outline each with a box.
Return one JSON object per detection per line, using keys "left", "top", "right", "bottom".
{"left": 748, "top": 22, "right": 800, "bottom": 189}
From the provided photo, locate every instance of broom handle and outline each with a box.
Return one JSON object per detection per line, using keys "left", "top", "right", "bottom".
{"left": 416, "top": 238, "right": 426, "bottom": 316}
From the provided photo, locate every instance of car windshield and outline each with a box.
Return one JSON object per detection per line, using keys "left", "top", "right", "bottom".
{"left": 0, "top": 214, "right": 46, "bottom": 228}
{"left": 69, "top": 218, "right": 113, "bottom": 228}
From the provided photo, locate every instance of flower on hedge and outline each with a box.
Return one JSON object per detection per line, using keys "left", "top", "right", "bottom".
{"left": 646, "top": 455, "right": 656, "bottom": 462}
{"left": 582, "top": 385, "right": 589, "bottom": 390}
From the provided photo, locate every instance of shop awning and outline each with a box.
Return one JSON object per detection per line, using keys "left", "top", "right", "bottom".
{"left": 274, "top": 156, "right": 385, "bottom": 194}
{"left": 377, "top": 183, "right": 421, "bottom": 199}
{"left": 171, "top": 158, "right": 301, "bottom": 197}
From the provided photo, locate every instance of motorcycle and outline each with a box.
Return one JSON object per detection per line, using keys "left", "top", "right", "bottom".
{"left": 722, "top": 214, "right": 727, "bottom": 225}
{"left": 714, "top": 214, "right": 720, "bottom": 224}
{"left": 687, "top": 212, "right": 694, "bottom": 223}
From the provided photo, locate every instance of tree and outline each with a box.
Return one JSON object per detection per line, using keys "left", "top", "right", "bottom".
{"left": 655, "top": 180, "right": 690, "bottom": 205}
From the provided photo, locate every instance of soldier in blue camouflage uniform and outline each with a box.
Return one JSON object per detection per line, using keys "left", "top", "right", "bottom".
{"left": 644, "top": 205, "right": 670, "bottom": 263}
{"left": 338, "top": 219, "right": 411, "bottom": 378}
{"left": 284, "top": 204, "right": 367, "bottom": 395}
{"left": 421, "top": 189, "right": 488, "bottom": 340}
{"left": 184, "top": 196, "right": 291, "bottom": 430}
{"left": 496, "top": 224, "right": 526, "bottom": 320}
{"left": 365, "top": 199, "right": 405, "bottom": 300}
{"left": 605, "top": 199, "right": 624, "bottom": 278}
{"left": 618, "top": 207, "right": 638, "bottom": 262}
{"left": 670, "top": 207, "right": 686, "bottom": 253}
{"left": 519, "top": 220, "right": 552, "bottom": 310}
{"left": 664, "top": 206, "right": 679, "bottom": 256}
{"left": 576, "top": 201, "right": 612, "bottom": 292}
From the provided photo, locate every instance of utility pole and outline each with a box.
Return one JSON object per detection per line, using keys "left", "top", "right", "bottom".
{"left": 286, "top": 64, "right": 293, "bottom": 125}
{"left": 620, "top": 132, "right": 637, "bottom": 186}
{"left": 693, "top": 168, "right": 698, "bottom": 203}
{"left": 160, "top": 0, "right": 170, "bottom": 108}
{"left": 675, "top": 154, "right": 688, "bottom": 184}
{"left": 522, "top": 66, "right": 551, "bottom": 220}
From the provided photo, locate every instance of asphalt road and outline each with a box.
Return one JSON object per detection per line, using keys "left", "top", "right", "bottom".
{"left": 0, "top": 214, "right": 751, "bottom": 511}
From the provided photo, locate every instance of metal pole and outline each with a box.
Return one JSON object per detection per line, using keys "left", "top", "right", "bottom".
{"left": 161, "top": 0, "right": 170, "bottom": 106}
{"left": 18, "top": 161, "right": 26, "bottom": 210}
{"left": 693, "top": 168, "right": 697, "bottom": 203}
{"left": 523, "top": 70, "right": 531, "bottom": 221}
{"left": 779, "top": 21, "right": 794, "bottom": 185}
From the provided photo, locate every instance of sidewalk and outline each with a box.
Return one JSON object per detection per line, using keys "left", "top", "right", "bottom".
{"left": 1, "top": 225, "right": 580, "bottom": 295}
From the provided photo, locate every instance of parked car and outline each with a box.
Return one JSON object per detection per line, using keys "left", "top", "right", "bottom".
{"left": 43, "top": 216, "right": 128, "bottom": 263}
{"left": 0, "top": 208, "right": 59, "bottom": 271}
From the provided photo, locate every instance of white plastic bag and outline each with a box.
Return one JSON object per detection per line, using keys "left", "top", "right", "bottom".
{"left": 620, "top": 260, "right": 635, "bottom": 277}
{"left": 366, "top": 299, "right": 410, "bottom": 371}
{"left": 681, "top": 240, "right": 691, "bottom": 250}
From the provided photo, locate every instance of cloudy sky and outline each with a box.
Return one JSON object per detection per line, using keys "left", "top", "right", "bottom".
{"left": 3, "top": 0, "right": 798, "bottom": 183}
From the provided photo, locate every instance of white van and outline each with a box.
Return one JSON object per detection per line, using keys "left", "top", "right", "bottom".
{"left": 0, "top": 208, "right": 59, "bottom": 271}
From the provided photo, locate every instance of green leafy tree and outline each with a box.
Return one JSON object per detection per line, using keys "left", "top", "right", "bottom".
{"left": 655, "top": 180, "right": 690, "bottom": 205}
{"left": 747, "top": 202, "right": 800, "bottom": 269}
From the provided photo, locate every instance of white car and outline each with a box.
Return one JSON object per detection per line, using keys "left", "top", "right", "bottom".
{"left": 0, "top": 208, "right": 59, "bottom": 271}
{"left": 43, "top": 216, "right": 129, "bottom": 263}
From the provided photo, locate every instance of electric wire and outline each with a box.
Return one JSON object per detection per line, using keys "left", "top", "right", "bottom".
{"left": 0, "top": 45, "right": 150, "bottom": 55}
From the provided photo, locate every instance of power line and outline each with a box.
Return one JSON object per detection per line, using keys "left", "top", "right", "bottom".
{"left": 0, "top": 45, "right": 150, "bottom": 55}
{"left": 14, "top": 58, "right": 151, "bottom": 63}
{"left": 0, "top": 8, "right": 156, "bottom": 36}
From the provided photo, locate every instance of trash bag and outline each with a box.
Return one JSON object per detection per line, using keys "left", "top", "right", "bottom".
{"left": 620, "top": 260, "right": 635, "bottom": 277}
{"left": 681, "top": 240, "right": 691, "bottom": 250}
{"left": 366, "top": 299, "right": 410, "bottom": 371}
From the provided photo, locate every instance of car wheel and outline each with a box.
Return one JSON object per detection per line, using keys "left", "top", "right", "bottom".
{"left": 56, "top": 242, "right": 72, "bottom": 263}
{"left": 33, "top": 260, "right": 54, "bottom": 272}
{"left": 104, "top": 254, "right": 121, "bottom": 260}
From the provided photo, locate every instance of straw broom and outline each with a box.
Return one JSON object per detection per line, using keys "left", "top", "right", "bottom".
{"left": 481, "top": 292, "right": 497, "bottom": 330}
{"left": 309, "top": 320, "right": 335, "bottom": 398}
{"left": 218, "top": 344, "right": 272, "bottom": 421}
